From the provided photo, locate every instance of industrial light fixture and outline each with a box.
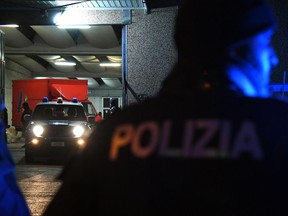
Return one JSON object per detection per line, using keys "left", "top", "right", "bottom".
{"left": 54, "top": 62, "right": 76, "bottom": 66}
{"left": 57, "top": 25, "right": 91, "bottom": 29}
{"left": 53, "top": 10, "right": 90, "bottom": 29}
{"left": 99, "top": 63, "right": 121, "bottom": 67}
{"left": 0, "top": 24, "right": 19, "bottom": 27}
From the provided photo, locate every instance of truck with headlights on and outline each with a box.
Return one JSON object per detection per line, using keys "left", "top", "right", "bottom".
{"left": 12, "top": 78, "right": 101, "bottom": 133}
{"left": 24, "top": 97, "right": 92, "bottom": 163}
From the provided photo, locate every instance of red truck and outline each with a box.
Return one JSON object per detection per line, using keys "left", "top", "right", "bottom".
{"left": 12, "top": 78, "right": 100, "bottom": 131}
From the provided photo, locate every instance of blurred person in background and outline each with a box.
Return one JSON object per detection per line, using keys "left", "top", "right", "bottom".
{"left": 1, "top": 106, "right": 9, "bottom": 143}
{"left": 109, "top": 98, "right": 121, "bottom": 115}
{"left": 20, "top": 102, "right": 32, "bottom": 138}
{"left": 0, "top": 106, "right": 31, "bottom": 216}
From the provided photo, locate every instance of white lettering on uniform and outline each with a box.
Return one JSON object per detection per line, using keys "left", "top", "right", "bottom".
{"left": 189, "top": 120, "right": 219, "bottom": 158}
{"left": 109, "top": 119, "right": 263, "bottom": 161}
{"left": 219, "top": 121, "right": 231, "bottom": 157}
{"left": 132, "top": 121, "right": 158, "bottom": 158}
{"left": 231, "top": 122, "right": 263, "bottom": 160}
{"left": 159, "top": 120, "right": 180, "bottom": 156}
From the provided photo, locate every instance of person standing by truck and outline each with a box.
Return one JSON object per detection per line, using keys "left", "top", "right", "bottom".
{"left": 1, "top": 107, "right": 9, "bottom": 143}
{"left": 109, "top": 98, "right": 121, "bottom": 115}
{"left": 21, "top": 102, "right": 32, "bottom": 137}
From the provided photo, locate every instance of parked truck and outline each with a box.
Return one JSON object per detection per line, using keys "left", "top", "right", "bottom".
{"left": 12, "top": 78, "right": 100, "bottom": 131}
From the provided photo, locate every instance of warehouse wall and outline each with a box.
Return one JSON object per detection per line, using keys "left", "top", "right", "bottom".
{"left": 127, "top": 7, "right": 178, "bottom": 104}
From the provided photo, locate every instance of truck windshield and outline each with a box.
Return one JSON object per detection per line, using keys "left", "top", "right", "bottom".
{"left": 32, "top": 105, "right": 87, "bottom": 121}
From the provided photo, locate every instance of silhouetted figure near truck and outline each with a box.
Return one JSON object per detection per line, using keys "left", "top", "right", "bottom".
{"left": 21, "top": 102, "right": 32, "bottom": 138}
{"left": 44, "top": 0, "right": 288, "bottom": 215}
{"left": 1, "top": 107, "right": 9, "bottom": 143}
{"left": 109, "top": 98, "right": 121, "bottom": 115}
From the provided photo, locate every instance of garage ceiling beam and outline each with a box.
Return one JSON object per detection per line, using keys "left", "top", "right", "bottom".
{"left": 0, "top": 9, "right": 130, "bottom": 25}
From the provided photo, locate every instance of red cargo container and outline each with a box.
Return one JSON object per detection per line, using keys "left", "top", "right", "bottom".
{"left": 12, "top": 79, "right": 99, "bottom": 131}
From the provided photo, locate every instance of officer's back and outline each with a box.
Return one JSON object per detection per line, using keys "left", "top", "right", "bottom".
{"left": 43, "top": 0, "right": 288, "bottom": 215}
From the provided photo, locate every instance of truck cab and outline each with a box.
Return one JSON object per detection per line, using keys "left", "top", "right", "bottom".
{"left": 12, "top": 78, "right": 101, "bottom": 132}
{"left": 24, "top": 97, "right": 92, "bottom": 163}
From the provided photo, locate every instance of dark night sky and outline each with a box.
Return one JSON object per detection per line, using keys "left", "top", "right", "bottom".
{"left": 269, "top": 0, "right": 288, "bottom": 83}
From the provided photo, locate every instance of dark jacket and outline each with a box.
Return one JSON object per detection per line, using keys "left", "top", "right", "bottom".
{"left": 110, "top": 98, "right": 121, "bottom": 115}
{"left": 21, "top": 103, "right": 32, "bottom": 132}
{"left": 44, "top": 79, "right": 288, "bottom": 215}
{"left": 1, "top": 108, "right": 8, "bottom": 129}
{"left": 110, "top": 105, "right": 121, "bottom": 115}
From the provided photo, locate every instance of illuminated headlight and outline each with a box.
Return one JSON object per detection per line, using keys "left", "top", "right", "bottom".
{"left": 77, "top": 139, "right": 85, "bottom": 146}
{"left": 31, "top": 138, "right": 39, "bottom": 145}
{"left": 33, "top": 125, "right": 44, "bottom": 137}
{"left": 73, "top": 126, "right": 85, "bottom": 137}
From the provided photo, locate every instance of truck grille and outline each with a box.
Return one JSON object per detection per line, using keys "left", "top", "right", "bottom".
{"left": 43, "top": 125, "right": 74, "bottom": 138}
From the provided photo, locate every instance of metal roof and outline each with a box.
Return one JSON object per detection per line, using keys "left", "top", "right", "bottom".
{"left": 0, "top": 1, "right": 147, "bottom": 10}
{"left": 0, "top": 0, "right": 180, "bottom": 90}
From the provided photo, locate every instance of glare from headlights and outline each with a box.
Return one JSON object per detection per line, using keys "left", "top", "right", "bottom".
{"left": 73, "top": 126, "right": 85, "bottom": 137}
{"left": 77, "top": 139, "right": 85, "bottom": 146}
{"left": 33, "top": 125, "right": 44, "bottom": 137}
{"left": 31, "top": 138, "right": 39, "bottom": 145}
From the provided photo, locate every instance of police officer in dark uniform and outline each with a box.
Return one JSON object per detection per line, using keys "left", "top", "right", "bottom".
{"left": 109, "top": 98, "right": 121, "bottom": 115}
{"left": 21, "top": 102, "right": 32, "bottom": 138}
{"left": 44, "top": 0, "right": 288, "bottom": 215}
